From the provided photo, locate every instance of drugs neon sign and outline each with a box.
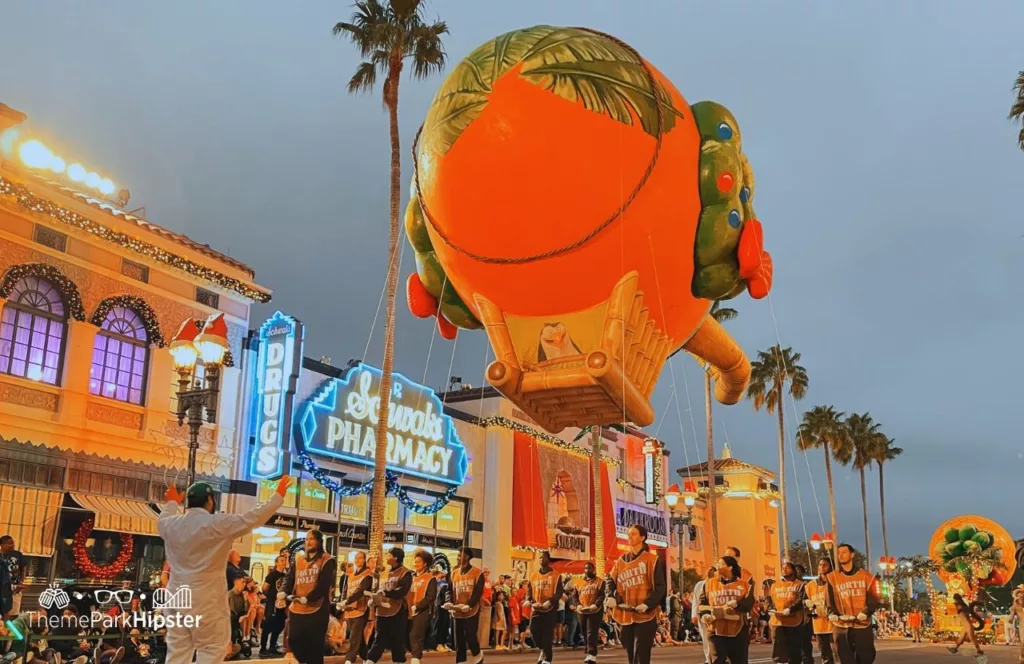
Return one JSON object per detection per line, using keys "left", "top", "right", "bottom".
{"left": 248, "top": 311, "right": 304, "bottom": 479}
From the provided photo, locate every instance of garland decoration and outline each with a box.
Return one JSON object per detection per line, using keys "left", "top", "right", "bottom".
{"left": 296, "top": 451, "right": 375, "bottom": 497}
{"left": 297, "top": 450, "right": 458, "bottom": 515}
{"left": 0, "top": 263, "right": 86, "bottom": 320}
{"left": 0, "top": 177, "right": 271, "bottom": 303}
{"left": 90, "top": 295, "right": 166, "bottom": 347}
{"left": 473, "top": 417, "right": 621, "bottom": 465}
{"left": 72, "top": 519, "right": 134, "bottom": 579}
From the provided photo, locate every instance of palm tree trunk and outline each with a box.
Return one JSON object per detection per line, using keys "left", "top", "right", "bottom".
{"left": 776, "top": 383, "right": 788, "bottom": 561}
{"left": 704, "top": 372, "right": 719, "bottom": 559}
{"left": 823, "top": 446, "right": 838, "bottom": 546}
{"left": 592, "top": 426, "right": 605, "bottom": 577}
{"left": 368, "top": 75, "right": 402, "bottom": 567}
{"left": 879, "top": 462, "right": 889, "bottom": 561}
{"left": 859, "top": 467, "right": 871, "bottom": 565}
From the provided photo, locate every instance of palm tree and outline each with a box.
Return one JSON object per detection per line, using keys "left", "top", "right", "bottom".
{"left": 796, "top": 406, "right": 852, "bottom": 545}
{"left": 845, "top": 412, "right": 881, "bottom": 565}
{"left": 703, "top": 302, "right": 737, "bottom": 559}
{"left": 894, "top": 554, "right": 940, "bottom": 607}
{"left": 1009, "top": 71, "right": 1024, "bottom": 150}
{"left": 334, "top": 0, "right": 448, "bottom": 563}
{"left": 874, "top": 436, "right": 903, "bottom": 561}
{"left": 747, "top": 345, "right": 809, "bottom": 560}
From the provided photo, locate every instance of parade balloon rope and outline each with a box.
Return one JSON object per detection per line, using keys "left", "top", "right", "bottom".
{"left": 296, "top": 451, "right": 458, "bottom": 516}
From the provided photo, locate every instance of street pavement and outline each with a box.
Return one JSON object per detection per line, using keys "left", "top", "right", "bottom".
{"left": 256, "top": 639, "right": 1024, "bottom": 663}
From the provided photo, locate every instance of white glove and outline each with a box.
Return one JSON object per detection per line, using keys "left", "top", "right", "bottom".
{"left": 726, "top": 600, "right": 738, "bottom": 609}
{"left": 442, "top": 602, "right": 454, "bottom": 611}
{"left": 587, "top": 604, "right": 598, "bottom": 613}
{"left": 297, "top": 597, "right": 308, "bottom": 605}
{"left": 829, "top": 614, "right": 840, "bottom": 622}
{"left": 541, "top": 601, "right": 552, "bottom": 610}
{"left": 458, "top": 604, "right": 470, "bottom": 612}
{"left": 604, "top": 598, "right": 617, "bottom": 610}
{"left": 522, "top": 600, "right": 532, "bottom": 609}
{"left": 803, "top": 599, "right": 813, "bottom": 608}
{"left": 781, "top": 608, "right": 790, "bottom": 616}
{"left": 277, "top": 591, "right": 287, "bottom": 600}
{"left": 857, "top": 612, "right": 868, "bottom": 622}
{"left": 635, "top": 603, "right": 648, "bottom": 614}
{"left": 701, "top": 614, "right": 715, "bottom": 625}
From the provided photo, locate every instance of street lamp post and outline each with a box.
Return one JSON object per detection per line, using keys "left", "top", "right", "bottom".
{"left": 878, "top": 556, "right": 897, "bottom": 613}
{"left": 168, "top": 315, "right": 229, "bottom": 487}
{"left": 664, "top": 482, "right": 698, "bottom": 594}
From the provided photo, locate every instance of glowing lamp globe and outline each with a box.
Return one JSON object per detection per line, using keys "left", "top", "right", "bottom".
{"left": 404, "top": 26, "right": 773, "bottom": 433}
{"left": 169, "top": 319, "right": 200, "bottom": 372}
{"left": 195, "top": 313, "right": 229, "bottom": 365}
{"left": 664, "top": 483, "right": 681, "bottom": 509}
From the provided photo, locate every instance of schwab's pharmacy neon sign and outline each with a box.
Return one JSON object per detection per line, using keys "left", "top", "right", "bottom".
{"left": 298, "top": 363, "right": 468, "bottom": 486}
{"left": 248, "top": 311, "right": 304, "bottom": 479}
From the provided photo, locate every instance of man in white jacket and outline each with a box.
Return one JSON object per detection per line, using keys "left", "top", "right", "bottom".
{"left": 692, "top": 566, "right": 715, "bottom": 664}
{"left": 158, "top": 478, "right": 290, "bottom": 664}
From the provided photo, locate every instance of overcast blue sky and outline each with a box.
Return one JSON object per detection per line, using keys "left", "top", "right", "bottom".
{"left": 3, "top": 0, "right": 1023, "bottom": 560}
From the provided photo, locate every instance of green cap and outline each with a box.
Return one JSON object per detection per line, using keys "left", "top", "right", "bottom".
{"left": 186, "top": 481, "right": 215, "bottom": 504}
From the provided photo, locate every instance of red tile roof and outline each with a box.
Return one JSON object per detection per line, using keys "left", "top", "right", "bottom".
{"left": 43, "top": 179, "right": 256, "bottom": 276}
{"left": 676, "top": 457, "right": 775, "bottom": 479}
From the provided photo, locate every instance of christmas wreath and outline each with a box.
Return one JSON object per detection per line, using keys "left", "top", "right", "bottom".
{"left": 72, "top": 519, "right": 134, "bottom": 579}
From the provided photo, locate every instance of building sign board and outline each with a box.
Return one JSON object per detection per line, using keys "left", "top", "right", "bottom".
{"left": 548, "top": 530, "right": 589, "bottom": 560}
{"left": 615, "top": 501, "right": 669, "bottom": 546}
{"left": 297, "top": 363, "right": 469, "bottom": 486}
{"left": 249, "top": 312, "right": 304, "bottom": 480}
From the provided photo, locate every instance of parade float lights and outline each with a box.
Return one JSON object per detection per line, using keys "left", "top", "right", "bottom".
{"left": 8, "top": 134, "right": 120, "bottom": 201}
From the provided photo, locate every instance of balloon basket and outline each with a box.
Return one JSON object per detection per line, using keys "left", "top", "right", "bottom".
{"left": 476, "top": 271, "right": 668, "bottom": 433}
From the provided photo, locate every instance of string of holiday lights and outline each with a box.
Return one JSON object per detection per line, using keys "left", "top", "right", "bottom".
{"left": 296, "top": 450, "right": 458, "bottom": 515}
{"left": 0, "top": 262, "right": 86, "bottom": 320}
{"left": 0, "top": 176, "right": 271, "bottom": 303}
{"left": 473, "top": 416, "right": 621, "bottom": 465}
{"left": 90, "top": 294, "right": 166, "bottom": 347}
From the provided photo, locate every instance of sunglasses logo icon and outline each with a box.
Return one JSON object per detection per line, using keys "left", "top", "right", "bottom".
{"left": 94, "top": 589, "right": 135, "bottom": 604}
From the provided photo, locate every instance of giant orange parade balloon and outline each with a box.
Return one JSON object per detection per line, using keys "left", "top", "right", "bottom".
{"left": 404, "top": 26, "right": 773, "bottom": 432}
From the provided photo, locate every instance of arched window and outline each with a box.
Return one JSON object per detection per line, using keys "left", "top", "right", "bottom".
{"left": 89, "top": 305, "right": 149, "bottom": 405}
{"left": 0, "top": 276, "right": 68, "bottom": 384}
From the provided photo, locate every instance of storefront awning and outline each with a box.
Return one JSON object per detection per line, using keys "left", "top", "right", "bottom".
{"left": 0, "top": 485, "right": 62, "bottom": 556}
{"left": 70, "top": 493, "right": 159, "bottom": 536}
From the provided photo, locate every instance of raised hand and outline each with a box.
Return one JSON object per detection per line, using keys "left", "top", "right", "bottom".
{"left": 274, "top": 476, "right": 293, "bottom": 498}
{"left": 164, "top": 485, "right": 185, "bottom": 504}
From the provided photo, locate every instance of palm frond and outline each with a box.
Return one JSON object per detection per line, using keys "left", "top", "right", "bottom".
{"left": 336, "top": 0, "right": 447, "bottom": 97}
{"left": 1009, "top": 71, "right": 1024, "bottom": 150}
{"left": 796, "top": 404, "right": 850, "bottom": 456}
{"left": 710, "top": 301, "right": 738, "bottom": 324}
{"left": 747, "top": 344, "right": 808, "bottom": 413}
{"left": 348, "top": 61, "right": 380, "bottom": 94}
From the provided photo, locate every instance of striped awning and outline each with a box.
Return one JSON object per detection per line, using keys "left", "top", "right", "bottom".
{"left": 0, "top": 485, "right": 62, "bottom": 556}
{"left": 70, "top": 493, "right": 159, "bottom": 536}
